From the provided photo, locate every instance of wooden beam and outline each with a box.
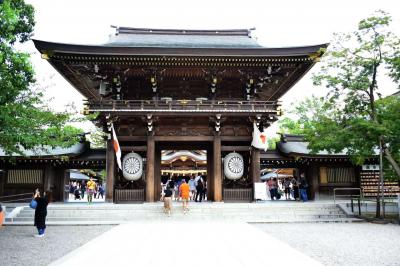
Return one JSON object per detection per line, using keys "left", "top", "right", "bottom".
{"left": 105, "top": 140, "right": 115, "bottom": 203}
{"left": 118, "top": 136, "right": 147, "bottom": 141}
{"left": 221, "top": 136, "right": 252, "bottom": 141}
{"left": 145, "top": 136, "right": 155, "bottom": 202}
{"left": 154, "top": 136, "right": 214, "bottom": 142}
{"left": 221, "top": 146, "right": 251, "bottom": 152}
{"left": 121, "top": 146, "right": 147, "bottom": 152}
{"left": 213, "top": 135, "right": 222, "bottom": 202}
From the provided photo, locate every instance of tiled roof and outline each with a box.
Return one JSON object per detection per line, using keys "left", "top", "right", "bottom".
{"left": 105, "top": 27, "right": 262, "bottom": 48}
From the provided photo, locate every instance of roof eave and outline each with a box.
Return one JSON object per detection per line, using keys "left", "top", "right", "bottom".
{"left": 32, "top": 39, "right": 328, "bottom": 57}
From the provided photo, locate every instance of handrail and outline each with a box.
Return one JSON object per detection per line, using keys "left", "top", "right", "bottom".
{"left": 0, "top": 193, "right": 32, "bottom": 199}
{"left": 1, "top": 197, "right": 32, "bottom": 203}
{"left": 0, "top": 193, "right": 33, "bottom": 203}
{"left": 334, "top": 188, "right": 363, "bottom": 215}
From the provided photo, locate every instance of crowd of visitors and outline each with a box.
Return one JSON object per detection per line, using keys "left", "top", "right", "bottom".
{"left": 160, "top": 174, "right": 207, "bottom": 216}
{"left": 68, "top": 178, "right": 104, "bottom": 202}
{"left": 265, "top": 174, "right": 308, "bottom": 202}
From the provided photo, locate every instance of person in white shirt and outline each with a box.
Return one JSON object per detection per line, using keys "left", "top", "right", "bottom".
{"left": 188, "top": 175, "right": 197, "bottom": 201}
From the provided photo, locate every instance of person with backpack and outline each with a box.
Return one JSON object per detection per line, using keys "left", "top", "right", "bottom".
{"left": 74, "top": 187, "right": 81, "bottom": 200}
{"left": 195, "top": 176, "right": 204, "bottom": 202}
{"left": 97, "top": 184, "right": 105, "bottom": 199}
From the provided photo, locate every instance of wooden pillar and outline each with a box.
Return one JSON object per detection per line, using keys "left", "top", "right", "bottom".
{"left": 106, "top": 139, "right": 115, "bottom": 203}
{"left": 213, "top": 135, "right": 222, "bottom": 202}
{"left": 61, "top": 170, "right": 69, "bottom": 202}
{"left": 43, "top": 165, "right": 54, "bottom": 193}
{"left": 307, "top": 164, "right": 320, "bottom": 200}
{"left": 146, "top": 136, "right": 155, "bottom": 202}
{"left": 207, "top": 148, "right": 213, "bottom": 201}
{"left": 154, "top": 147, "right": 161, "bottom": 201}
{"left": 52, "top": 168, "right": 65, "bottom": 202}
{"left": 251, "top": 148, "right": 261, "bottom": 183}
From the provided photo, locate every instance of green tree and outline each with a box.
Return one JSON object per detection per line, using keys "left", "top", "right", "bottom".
{"left": 290, "top": 11, "right": 400, "bottom": 218}
{"left": 87, "top": 127, "right": 106, "bottom": 149}
{"left": 0, "top": 0, "right": 82, "bottom": 155}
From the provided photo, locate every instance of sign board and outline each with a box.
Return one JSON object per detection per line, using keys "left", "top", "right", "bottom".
{"left": 362, "top": 164, "right": 379, "bottom": 171}
{"left": 254, "top": 182, "right": 268, "bottom": 201}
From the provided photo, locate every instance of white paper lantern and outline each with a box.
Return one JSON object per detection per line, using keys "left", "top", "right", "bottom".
{"left": 122, "top": 152, "right": 143, "bottom": 181}
{"left": 224, "top": 152, "right": 244, "bottom": 180}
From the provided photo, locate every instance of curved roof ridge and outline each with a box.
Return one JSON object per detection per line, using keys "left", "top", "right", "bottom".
{"left": 113, "top": 26, "right": 255, "bottom": 37}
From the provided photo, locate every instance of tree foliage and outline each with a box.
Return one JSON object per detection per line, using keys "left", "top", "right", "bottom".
{"left": 88, "top": 127, "right": 106, "bottom": 149}
{"left": 0, "top": 0, "right": 83, "bottom": 155}
{"left": 308, "top": 11, "right": 400, "bottom": 171}
{"left": 278, "top": 11, "right": 400, "bottom": 218}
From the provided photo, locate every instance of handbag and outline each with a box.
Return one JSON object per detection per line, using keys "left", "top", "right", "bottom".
{"left": 29, "top": 199, "right": 37, "bottom": 209}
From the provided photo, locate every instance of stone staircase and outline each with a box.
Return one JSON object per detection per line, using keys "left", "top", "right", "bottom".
{"left": 4, "top": 202, "right": 363, "bottom": 225}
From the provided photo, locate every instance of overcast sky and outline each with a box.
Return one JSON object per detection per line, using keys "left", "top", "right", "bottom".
{"left": 23, "top": 0, "right": 400, "bottom": 133}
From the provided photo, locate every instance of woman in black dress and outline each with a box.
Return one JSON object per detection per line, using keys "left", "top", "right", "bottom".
{"left": 33, "top": 189, "right": 48, "bottom": 237}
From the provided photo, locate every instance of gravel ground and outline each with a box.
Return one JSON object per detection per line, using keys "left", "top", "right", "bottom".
{"left": 0, "top": 225, "right": 114, "bottom": 266}
{"left": 253, "top": 223, "right": 400, "bottom": 266}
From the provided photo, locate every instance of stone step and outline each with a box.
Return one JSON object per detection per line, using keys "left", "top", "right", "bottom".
{"left": 20, "top": 206, "right": 342, "bottom": 211}
{"left": 19, "top": 208, "right": 344, "bottom": 214}
{"left": 6, "top": 202, "right": 360, "bottom": 225}
{"left": 17, "top": 212, "right": 345, "bottom": 217}
{"left": 13, "top": 213, "right": 349, "bottom": 219}
{"left": 9, "top": 214, "right": 350, "bottom": 222}
{"left": 4, "top": 217, "right": 364, "bottom": 226}
{"left": 10, "top": 211, "right": 349, "bottom": 220}
{"left": 26, "top": 203, "right": 341, "bottom": 209}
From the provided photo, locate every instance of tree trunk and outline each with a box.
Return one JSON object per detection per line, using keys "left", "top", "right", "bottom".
{"left": 384, "top": 149, "right": 400, "bottom": 178}
{"left": 376, "top": 196, "right": 381, "bottom": 218}
{"left": 376, "top": 140, "right": 383, "bottom": 219}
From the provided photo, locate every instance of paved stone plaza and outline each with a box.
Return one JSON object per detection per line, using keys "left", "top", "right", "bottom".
{"left": 254, "top": 223, "right": 400, "bottom": 266}
{"left": 0, "top": 222, "right": 399, "bottom": 266}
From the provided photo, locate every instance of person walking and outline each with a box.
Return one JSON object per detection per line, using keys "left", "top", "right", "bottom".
{"left": 163, "top": 185, "right": 173, "bottom": 217}
{"left": 86, "top": 177, "right": 96, "bottom": 203}
{"left": 201, "top": 178, "right": 207, "bottom": 201}
{"left": 195, "top": 177, "right": 204, "bottom": 202}
{"left": 299, "top": 174, "right": 309, "bottom": 202}
{"left": 98, "top": 184, "right": 105, "bottom": 199}
{"left": 167, "top": 178, "right": 175, "bottom": 201}
{"left": 80, "top": 181, "right": 86, "bottom": 200}
{"left": 179, "top": 179, "right": 190, "bottom": 213}
{"left": 283, "top": 178, "right": 291, "bottom": 200}
{"left": 291, "top": 177, "right": 300, "bottom": 201}
{"left": 0, "top": 203, "right": 4, "bottom": 228}
{"left": 33, "top": 189, "right": 48, "bottom": 237}
{"left": 188, "top": 175, "right": 196, "bottom": 201}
